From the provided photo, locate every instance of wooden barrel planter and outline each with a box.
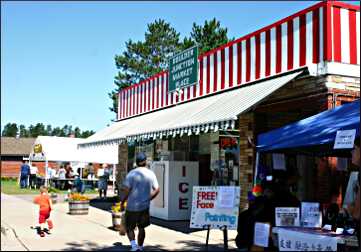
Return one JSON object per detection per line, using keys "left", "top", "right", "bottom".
{"left": 50, "top": 194, "right": 58, "bottom": 204}
{"left": 68, "top": 200, "right": 90, "bottom": 215}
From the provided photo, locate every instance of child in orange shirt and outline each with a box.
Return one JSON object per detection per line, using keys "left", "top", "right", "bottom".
{"left": 33, "top": 186, "right": 54, "bottom": 237}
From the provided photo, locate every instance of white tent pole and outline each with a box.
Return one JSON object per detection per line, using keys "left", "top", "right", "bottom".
{"left": 113, "top": 164, "right": 116, "bottom": 196}
{"left": 45, "top": 159, "right": 49, "bottom": 187}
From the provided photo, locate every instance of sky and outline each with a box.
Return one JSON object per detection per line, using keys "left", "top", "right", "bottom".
{"left": 1, "top": 1, "right": 359, "bottom": 132}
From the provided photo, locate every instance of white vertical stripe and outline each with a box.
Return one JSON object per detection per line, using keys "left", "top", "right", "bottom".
{"left": 306, "top": 12, "right": 313, "bottom": 65}
{"left": 281, "top": 22, "right": 288, "bottom": 72}
{"left": 232, "top": 43, "right": 238, "bottom": 85}
{"left": 270, "top": 27, "right": 277, "bottom": 76}
{"left": 224, "top": 47, "right": 230, "bottom": 89}
{"left": 158, "top": 76, "right": 162, "bottom": 106}
{"left": 217, "top": 51, "right": 222, "bottom": 91}
{"left": 173, "top": 90, "right": 177, "bottom": 104}
{"left": 241, "top": 41, "right": 246, "bottom": 83}
{"left": 210, "top": 54, "right": 214, "bottom": 92}
{"left": 260, "top": 32, "right": 266, "bottom": 79}
{"left": 163, "top": 74, "right": 166, "bottom": 107}
{"left": 131, "top": 88, "right": 134, "bottom": 116}
{"left": 145, "top": 81, "right": 149, "bottom": 112}
{"left": 184, "top": 87, "right": 188, "bottom": 101}
{"left": 196, "top": 59, "right": 201, "bottom": 97}
{"left": 250, "top": 37, "right": 256, "bottom": 82}
{"left": 135, "top": 86, "right": 138, "bottom": 115}
{"left": 357, "top": 12, "right": 360, "bottom": 64}
{"left": 117, "top": 93, "right": 120, "bottom": 120}
{"left": 143, "top": 83, "right": 146, "bottom": 112}
{"left": 341, "top": 9, "right": 350, "bottom": 63}
{"left": 293, "top": 17, "right": 300, "bottom": 68}
{"left": 319, "top": 7, "right": 324, "bottom": 63}
{"left": 202, "top": 57, "right": 207, "bottom": 95}
{"left": 190, "top": 83, "right": 194, "bottom": 99}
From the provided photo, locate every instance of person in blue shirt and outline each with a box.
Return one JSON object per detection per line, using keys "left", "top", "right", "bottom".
{"left": 20, "top": 160, "right": 30, "bottom": 188}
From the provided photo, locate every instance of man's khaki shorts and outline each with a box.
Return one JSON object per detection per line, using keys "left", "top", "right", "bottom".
{"left": 125, "top": 208, "right": 150, "bottom": 231}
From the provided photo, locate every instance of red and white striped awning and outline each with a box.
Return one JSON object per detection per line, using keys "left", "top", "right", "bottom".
{"left": 79, "top": 70, "right": 304, "bottom": 147}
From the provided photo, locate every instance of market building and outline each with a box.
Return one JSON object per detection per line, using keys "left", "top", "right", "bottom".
{"left": 79, "top": 1, "right": 360, "bottom": 219}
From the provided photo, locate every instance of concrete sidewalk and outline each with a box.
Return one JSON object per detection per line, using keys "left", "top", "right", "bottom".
{"left": 1, "top": 193, "right": 238, "bottom": 251}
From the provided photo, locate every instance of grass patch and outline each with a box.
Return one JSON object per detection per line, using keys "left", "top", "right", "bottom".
{"left": 1, "top": 179, "right": 98, "bottom": 195}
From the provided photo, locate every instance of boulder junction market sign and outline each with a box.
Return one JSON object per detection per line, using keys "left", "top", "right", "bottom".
{"left": 168, "top": 46, "right": 198, "bottom": 92}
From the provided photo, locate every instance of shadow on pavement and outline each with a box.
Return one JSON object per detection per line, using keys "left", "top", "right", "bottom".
{"left": 89, "top": 197, "right": 199, "bottom": 234}
{"left": 60, "top": 240, "right": 167, "bottom": 251}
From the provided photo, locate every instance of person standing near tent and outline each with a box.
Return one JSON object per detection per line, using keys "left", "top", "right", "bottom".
{"left": 121, "top": 152, "right": 160, "bottom": 251}
{"left": 19, "top": 160, "right": 30, "bottom": 189}
{"left": 29, "top": 164, "right": 38, "bottom": 189}
{"left": 97, "top": 163, "right": 110, "bottom": 199}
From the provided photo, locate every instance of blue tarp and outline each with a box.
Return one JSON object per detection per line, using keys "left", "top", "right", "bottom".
{"left": 257, "top": 99, "right": 360, "bottom": 153}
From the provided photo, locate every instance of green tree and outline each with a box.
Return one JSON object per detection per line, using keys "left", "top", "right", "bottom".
{"left": 19, "top": 124, "right": 29, "bottom": 137}
{"left": 110, "top": 18, "right": 230, "bottom": 117}
{"left": 81, "top": 130, "right": 95, "bottom": 138}
{"left": 51, "top": 127, "right": 63, "bottom": 137}
{"left": 110, "top": 19, "right": 183, "bottom": 115}
{"left": 183, "top": 18, "right": 231, "bottom": 54}
{"left": 74, "top": 127, "right": 81, "bottom": 138}
{"left": 2, "top": 123, "right": 18, "bottom": 137}
{"left": 46, "top": 125, "right": 52, "bottom": 136}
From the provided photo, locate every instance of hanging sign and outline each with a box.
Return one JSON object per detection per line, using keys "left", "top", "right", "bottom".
{"left": 334, "top": 129, "right": 356, "bottom": 149}
{"left": 275, "top": 207, "right": 300, "bottom": 227}
{"left": 278, "top": 229, "right": 337, "bottom": 251}
{"left": 168, "top": 46, "right": 198, "bottom": 92}
{"left": 190, "top": 186, "right": 240, "bottom": 229}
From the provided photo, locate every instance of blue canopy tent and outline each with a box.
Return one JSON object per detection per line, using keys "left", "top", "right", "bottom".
{"left": 257, "top": 99, "right": 360, "bottom": 156}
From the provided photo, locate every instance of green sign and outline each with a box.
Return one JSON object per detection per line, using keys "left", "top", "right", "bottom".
{"left": 168, "top": 46, "right": 198, "bottom": 92}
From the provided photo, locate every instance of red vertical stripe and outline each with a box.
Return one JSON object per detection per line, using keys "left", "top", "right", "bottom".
{"left": 148, "top": 81, "right": 151, "bottom": 111}
{"left": 265, "top": 31, "right": 271, "bottom": 76}
{"left": 155, "top": 77, "right": 160, "bottom": 108}
{"left": 133, "top": 87, "right": 136, "bottom": 115}
{"left": 181, "top": 87, "right": 184, "bottom": 101}
{"left": 276, "top": 25, "right": 282, "bottom": 73}
{"left": 229, "top": 45, "right": 234, "bottom": 86}
{"left": 135, "top": 86, "right": 138, "bottom": 115}
{"left": 213, "top": 52, "right": 218, "bottom": 91}
{"left": 255, "top": 34, "right": 260, "bottom": 79}
{"left": 221, "top": 48, "right": 225, "bottom": 89}
{"left": 166, "top": 74, "right": 169, "bottom": 106}
{"left": 161, "top": 76, "right": 164, "bottom": 107}
{"left": 193, "top": 74, "right": 197, "bottom": 98}
{"left": 237, "top": 42, "right": 242, "bottom": 85}
{"left": 206, "top": 55, "right": 210, "bottom": 93}
{"left": 312, "top": 9, "right": 320, "bottom": 63}
{"left": 246, "top": 39, "right": 251, "bottom": 82}
{"left": 287, "top": 19, "right": 294, "bottom": 70}
{"left": 131, "top": 87, "right": 134, "bottom": 116}
{"left": 349, "top": 10, "right": 357, "bottom": 64}
{"left": 324, "top": 2, "right": 333, "bottom": 61}
{"left": 300, "top": 14, "right": 307, "bottom": 66}
{"left": 187, "top": 86, "right": 190, "bottom": 100}
{"left": 199, "top": 59, "right": 204, "bottom": 96}
{"left": 152, "top": 79, "right": 155, "bottom": 110}
{"left": 123, "top": 91, "right": 126, "bottom": 118}
{"left": 333, "top": 7, "right": 341, "bottom": 62}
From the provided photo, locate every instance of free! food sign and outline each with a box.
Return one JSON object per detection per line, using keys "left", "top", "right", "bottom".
{"left": 190, "top": 186, "right": 240, "bottom": 229}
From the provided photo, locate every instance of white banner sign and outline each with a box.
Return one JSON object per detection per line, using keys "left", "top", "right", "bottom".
{"left": 190, "top": 186, "right": 240, "bottom": 229}
{"left": 275, "top": 207, "right": 300, "bottom": 227}
{"left": 301, "top": 202, "right": 322, "bottom": 228}
{"left": 278, "top": 229, "right": 337, "bottom": 251}
{"left": 334, "top": 129, "right": 356, "bottom": 149}
{"left": 254, "top": 222, "right": 271, "bottom": 247}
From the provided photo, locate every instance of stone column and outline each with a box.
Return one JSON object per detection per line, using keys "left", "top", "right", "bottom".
{"left": 238, "top": 112, "right": 255, "bottom": 210}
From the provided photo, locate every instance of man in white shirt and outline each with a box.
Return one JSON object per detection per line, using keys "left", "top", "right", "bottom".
{"left": 29, "top": 165, "right": 38, "bottom": 189}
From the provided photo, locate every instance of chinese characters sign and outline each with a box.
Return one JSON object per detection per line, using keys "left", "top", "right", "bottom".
{"left": 278, "top": 229, "right": 337, "bottom": 251}
{"left": 190, "top": 186, "right": 240, "bottom": 229}
{"left": 168, "top": 46, "right": 198, "bottom": 92}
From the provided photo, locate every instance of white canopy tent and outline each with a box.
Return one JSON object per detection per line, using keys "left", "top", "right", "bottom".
{"left": 29, "top": 136, "right": 118, "bottom": 189}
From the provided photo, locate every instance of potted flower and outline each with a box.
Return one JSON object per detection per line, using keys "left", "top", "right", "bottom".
{"left": 111, "top": 201, "right": 127, "bottom": 235}
{"left": 48, "top": 187, "right": 59, "bottom": 204}
{"left": 68, "top": 193, "right": 90, "bottom": 215}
